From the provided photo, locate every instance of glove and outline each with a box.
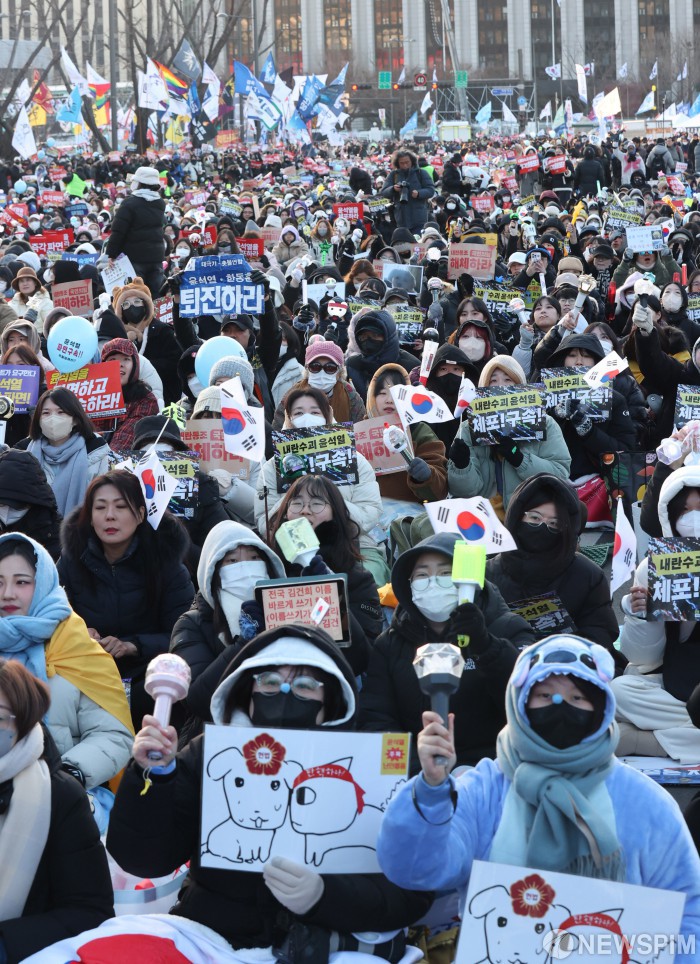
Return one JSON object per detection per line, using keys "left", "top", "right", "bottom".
{"left": 658, "top": 244, "right": 671, "bottom": 257}
{"left": 263, "top": 856, "right": 325, "bottom": 915}
{"left": 632, "top": 301, "right": 653, "bottom": 334}
{"left": 447, "top": 602, "right": 490, "bottom": 655}
{"left": 209, "top": 468, "right": 232, "bottom": 494}
{"left": 570, "top": 401, "right": 594, "bottom": 435}
{"left": 301, "top": 553, "right": 334, "bottom": 577}
{"left": 239, "top": 600, "right": 265, "bottom": 643}
{"left": 407, "top": 456, "right": 432, "bottom": 484}
{"left": 24, "top": 308, "right": 38, "bottom": 324}
{"left": 449, "top": 437, "right": 471, "bottom": 469}
{"left": 250, "top": 268, "right": 270, "bottom": 292}
{"left": 519, "top": 325, "right": 534, "bottom": 349}
{"left": 291, "top": 267, "right": 304, "bottom": 285}
{"left": 331, "top": 234, "right": 340, "bottom": 245}
{"left": 494, "top": 433, "right": 523, "bottom": 467}
{"left": 623, "top": 247, "right": 634, "bottom": 261}
{"left": 352, "top": 228, "right": 363, "bottom": 244}
{"left": 296, "top": 304, "right": 315, "bottom": 326}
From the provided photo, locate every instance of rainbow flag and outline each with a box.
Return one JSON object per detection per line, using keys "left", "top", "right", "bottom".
{"left": 154, "top": 61, "right": 188, "bottom": 97}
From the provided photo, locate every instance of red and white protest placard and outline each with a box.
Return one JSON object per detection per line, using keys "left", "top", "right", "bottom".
{"left": 185, "top": 191, "right": 209, "bottom": 206}
{"left": 333, "top": 202, "right": 364, "bottom": 222}
{"left": 665, "top": 175, "right": 686, "bottom": 196}
{"left": 518, "top": 154, "right": 540, "bottom": 173}
{"left": 471, "top": 194, "right": 495, "bottom": 214}
{"left": 260, "top": 225, "right": 281, "bottom": 246}
{"left": 8, "top": 203, "right": 28, "bottom": 220}
{"left": 47, "top": 361, "right": 125, "bottom": 419}
{"left": 235, "top": 237, "right": 264, "bottom": 260}
{"left": 48, "top": 165, "right": 68, "bottom": 182}
{"left": 181, "top": 224, "right": 218, "bottom": 247}
{"left": 30, "top": 229, "right": 74, "bottom": 258}
{"left": 543, "top": 155, "right": 567, "bottom": 175}
{"left": 40, "top": 190, "right": 66, "bottom": 207}
{"left": 153, "top": 295, "right": 174, "bottom": 325}
{"left": 448, "top": 243, "right": 497, "bottom": 280}
{"left": 51, "top": 279, "right": 93, "bottom": 317}
{"left": 354, "top": 414, "right": 413, "bottom": 476}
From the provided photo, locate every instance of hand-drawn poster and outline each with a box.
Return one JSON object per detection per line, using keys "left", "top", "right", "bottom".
{"left": 200, "top": 726, "right": 409, "bottom": 874}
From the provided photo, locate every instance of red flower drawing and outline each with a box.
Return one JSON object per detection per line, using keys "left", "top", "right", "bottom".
{"left": 243, "top": 733, "right": 286, "bottom": 775}
{"left": 510, "top": 873, "right": 556, "bottom": 919}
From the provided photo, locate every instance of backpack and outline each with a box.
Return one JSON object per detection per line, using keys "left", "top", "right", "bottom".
{"left": 647, "top": 151, "right": 664, "bottom": 179}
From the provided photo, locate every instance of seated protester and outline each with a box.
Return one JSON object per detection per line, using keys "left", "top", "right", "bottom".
{"left": 539, "top": 333, "right": 637, "bottom": 480}
{"left": 107, "top": 626, "right": 432, "bottom": 959}
{"left": 268, "top": 476, "right": 382, "bottom": 676}
{"left": 424, "top": 343, "right": 479, "bottom": 450}
{"left": 1, "top": 343, "right": 46, "bottom": 448}
{"left": 255, "top": 387, "right": 387, "bottom": 586}
{"left": 0, "top": 319, "right": 53, "bottom": 375}
{"left": 207, "top": 354, "right": 273, "bottom": 461}
{"left": 359, "top": 532, "right": 534, "bottom": 770}
{"left": 583, "top": 321, "right": 648, "bottom": 441}
{"left": 0, "top": 660, "right": 114, "bottom": 963}
{"left": 16, "top": 388, "right": 109, "bottom": 518}
{"left": 272, "top": 339, "right": 366, "bottom": 430}
{"left": 345, "top": 309, "right": 420, "bottom": 402}
{"left": 8, "top": 266, "right": 53, "bottom": 337}
{"left": 344, "top": 257, "right": 378, "bottom": 298}
{"left": 612, "top": 243, "right": 681, "bottom": 290}
{"left": 486, "top": 474, "right": 620, "bottom": 657}
{"left": 613, "top": 462, "right": 700, "bottom": 762}
{"left": 447, "top": 297, "right": 504, "bottom": 378}
{"left": 57, "top": 470, "right": 193, "bottom": 727}
{"left": 96, "top": 338, "right": 159, "bottom": 452}
{"left": 448, "top": 356, "right": 571, "bottom": 512}
{"left": 272, "top": 224, "right": 309, "bottom": 268}
{"left": 0, "top": 533, "right": 133, "bottom": 789}
{"left": 269, "top": 321, "right": 305, "bottom": 409}
{"left": 0, "top": 449, "right": 62, "bottom": 560}
{"left": 513, "top": 295, "right": 562, "bottom": 379}
{"left": 376, "top": 636, "right": 700, "bottom": 943}
{"left": 366, "top": 363, "right": 448, "bottom": 504}
{"left": 660, "top": 280, "right": 700, "bottom": 348}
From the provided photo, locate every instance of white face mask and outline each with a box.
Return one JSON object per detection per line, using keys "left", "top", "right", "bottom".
{"left": 459, "top": 335, "right": 486, "bottom": 361}
{"left": 675, "top": 510, "right": 700, "bottom": 539}
{"left": 176, "top": 247, "right": 190, "bottom": 257}
{"left": 662, "top": 293, "right": 683, "bottom": 313}
{"left": 317, "top": 226, "right": 328, "bottom": 237}
{"left": 292, "top": 413, "right": 327, "bottom": 428}
{"left": 220, "top": 558, "right": 268, "bottom": 596}
{"left": 40, "top": 412, "right": 75, "bottom": 443}
{"left": 188, "top": 374, "right": 204, "bottom": 398}
{"left": 598, "top": 338, "right": 613, "bottom": 355}
{"left": 0, "top": 504, "right": 29, "bottom": 526}
{"left": 154, "top": 443, "right": 175, "bottom": 453}
{"left": 307, "top": 370, "right": 338, "bottom": 394}
{"left": 411, "top": 579, "right": 459, "bottom": 623}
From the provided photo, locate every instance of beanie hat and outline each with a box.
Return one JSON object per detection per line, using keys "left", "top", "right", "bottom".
{"left": 133, "top": 416, "right": 187, "bottom": 452}
{"left": 133, "top": 166, "right": 162, "bottom": 188}
{"left": 558, "top": 256, "right": 584, "bottom": 274}
{"left": 112, "top": 277, "right": 155, "bottom": 325}
{"left": 209, "top": 355, "right": 255, "bottom": 398}
{"left": 305, "top": 339, "right": 344, "bottom": 369}
{"left": 192, "top": 385, "right": 222, "bottom": 417}
{"left": 17, "top": 251, "right": 41, "bottom": 273}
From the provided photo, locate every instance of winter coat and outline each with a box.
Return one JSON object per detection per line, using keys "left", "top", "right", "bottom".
{"left": 646, "top": 143, "right": 676, "bottom": 176}
{"left": 272, "top": 379, "right": 366, "bottom": 430}
{"left": 272, "top": 226, "right": 309, "bottom": 267}
{"left": 0, "top": 448, "right": 63, "bottom": 559}
{"left": 612, "top": 149, "right": 646, "bottom": 185}
{"left": 108, "top": 626, "right": 432, "bottom": 950}
{"left": 0, "top": 736, "right": 114, "bottom": 963}
{"left": 105, "top": 191, "right": 167, "bottom": 265}
{"left": 7, "top": 290, "right": 53, "bottom": 337}
{"left": 380, "top": 164, "right": 436, "bottom": 231}
{"left": 270, "top": 355, "right": 305, "bottom": 408}
{"left": 16, "top": 433, "right": 108, "bottom": 515}
{"left": 634, "top": 328, "right": 700, "bottom": 440}
{"left": 359, "top": 532, "right": 534, "bottom": 769}
{"left": 612, "top": 250, "right": 681, "bottom": 290}
{"left": 140, "top": 319, "right": 183, "bottom": 405}
{"left": 346, "top": 310, "right": 420, "bottom": 401}
{"left": 573, "top": 156, "right": 606, "bottom": 195}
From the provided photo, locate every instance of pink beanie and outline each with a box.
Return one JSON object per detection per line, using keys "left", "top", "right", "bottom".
{"left": 305, "top": 339, "right": 344, "bottom": 369}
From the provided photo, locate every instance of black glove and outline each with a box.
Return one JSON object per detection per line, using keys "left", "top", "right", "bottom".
{"left": 449, "top": 437, "right": 471, "bottom": 469}
{"left": 250, "top": 268, "right": 270, "bottom": 292}
{"left": 296, "top": 304, "right": 315, "bottom": 324}
{"left": 407, "top": 456, "right": 432, "bottom": 484}
{"left": 447, "top": 602, "right": 490, "bottom": 655}
{"left": 457, "top": 272, "right": 475, "bottom": 298}
{"left": 302, "top": 553, "right": 334, "bottom": 577}
{"left": 494, "top": 432, "right": 523, "bottom": 467}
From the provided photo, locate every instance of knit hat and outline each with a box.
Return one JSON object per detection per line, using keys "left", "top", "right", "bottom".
{"left": 11, "top": 265, "right": 41, "bottom": 292}
{"left": 305, "top": 339, "right": 344, "bottom": 369}
{"left": 192, "top": 385, "right": 222, "bottom": 417}
{"left": 558, "top": 256, "right": 584, "bottom": 274}
{"left": 478, "top": 354, "right": 526, "bottom": 388}
{"left": 17, "top": 251, "right": 41, "bottom": 273}
{"left": 209, "top": 355, "right": 255, "bottom": 398}
{"left": 133, "top": 166, "right": 161, "bottom": 188}
{"left": 112, "top": 277, "right": 155, "bottom": 325}
{"left": 133, "top": 416, "right": 187, "bottom": 452}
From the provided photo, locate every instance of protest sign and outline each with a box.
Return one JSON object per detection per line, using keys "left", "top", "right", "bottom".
{"left": 62, "top": 251, "right": 100, "bottom": 267}
{"left": 474, "top": 281, "right": 541, "bottom": 313}
{"left": 185, "top": 190, "right": 209, "bottom": 206}
{"left": 64, "top": 202, "right": 89, "bottom": 218}
{"left": 153, "top": 295, "right": 174, "bottom": 326}
{"left": 40, "top": 190, "right": 65, "bottom": 207}
{"left": 111, "top": 450, "right": 200, "bottom": 519}
{"left": 51, "top": 279, "right": 93, "bottom": 317}
{"left": 666, "top": 174, "right": 686, "bottom": 195}
{"left": 508, "top": 592, "right": 575, "bottom": 638}
{"left": 179, "top": 254, "right": 264, "bottom": 317}
{"left": 272, "top": 425, "right": 358, "bottom": 493}
{"left": 181, "top": 419, "right": 252, "bottom": 480}
{"left": 101, "top": 253, "right": 137, "bottom": 296}
{"left": 447, "top": 243, "right": 497, "bottom": 280}
{"left": 259, "top": 225, "right": 281, "bottom": 246}
{"left": 235, "top": 237, "right": 264, "bottom": 261}
{"left": 30, "top": 229, "right": 74, "bottom": 259}
{"left": 541, "top": 367, "right": 612, "bottom": 421}
{"left": 302, "top": 280, "right": 346, "bottom": 304}
{"left": 0, "top": 365, "right": 40, "bottom": 412}
{"left": 47, "top": 361, "right": 125, "bottom": 418}
{"left": 181, "top": 224, "right": 218, "bottom": 248}
{"left": 543, "top": 155, "right": 567, "bottom": 174}
{"left": 647, "top": 535, "right": 700, "bottom": 620}
{"left": 516, "top": 194, "right": 537, "bottom": 209}
{"left": 354, "top": 414, "right": 414, "bottom": 475}
{"left": 604, "top": 206, "right": 643, "bottom": 231}
{"left": 456, "top": 860, "right": 684, "bottom": 964}
{"left": 469, "top": 385, "right": 546, "bottom": 444}
{"left": 687, "top": 295, "right": 700, "bottom": 323}
{"left": 517, "top": 154, "right": 540, "bottom": 173}
{"left": 255, "top": 575, "right": 350, "bottom": 644}
{"left": 365, "top": 196, "right": 389, "bottom": 216}
{"left": 385, "top": 305, "right": 424, "bottom": 345}
{"left": 332, "top": 202, "right": 364, "bottom": 221}
{"left": 381, "top": 263, "right": 424, "bottom": 295}
{"left": 219, "top": 199, "right": 242, "bottom": 219}
{"left": 200, "top": 725, "right": 409, "bottom": 874}
{"left": 674, "top": 384, "right": 700, "bottom": 429}
{"left": 626, "top": 224, "right": 664, "bottom": 253}
{"left": 470, "top": 194, "right": 495, "bottom": 214}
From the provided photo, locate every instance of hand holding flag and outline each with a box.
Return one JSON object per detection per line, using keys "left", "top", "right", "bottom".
{"left": 611, "top": 498, "right": 637, "bottom": 593}
{"left": 425, "top": 497, "right": 517, "bottom": 554}
{"left": 220, "top": 377, "right": 266, "bottom": 461}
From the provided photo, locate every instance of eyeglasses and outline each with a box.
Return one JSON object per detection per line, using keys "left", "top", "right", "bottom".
{"left": 307, "top": 362, "right": 339, "bottom": 375}
{"left": 122, "top": 298, "right": 144, "bottom": 308}
{"left": 522, "top": 511, "right": 562, "bottom": 533}
{"left": 288, "top": 499, "right": 329, "bottom": 515}
{"left": 252, "top": 671, "right": 324, "bottom": 699}
{"left": 410, "top": 574, "right": 454, "bottom": 591}
{"left": 0, "top": 713, "right": 15, "bottom": 730}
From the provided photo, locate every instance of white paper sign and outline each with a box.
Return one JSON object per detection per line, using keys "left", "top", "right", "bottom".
{"left": 302, "top": 280, "right": 346, "bottom": 305}
{"left": 100, "top": 253, "right": 136, "bottom": 295}
{"left": 200, "top": 725, "right": 409, "bottom": 874}
{"left": 626, "top": 225, "right": 665, "bottom": 253}
{"left": 456, "top": 860, "right": 686, "bottom": 964}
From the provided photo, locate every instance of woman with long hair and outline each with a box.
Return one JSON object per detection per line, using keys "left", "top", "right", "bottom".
{"left": 96, "top": 337, "right": 159, "bottom": 451}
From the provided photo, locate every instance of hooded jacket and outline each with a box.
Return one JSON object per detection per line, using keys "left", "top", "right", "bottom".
{"left": 635, "top": 328, "right": 700, "bottom": 440}
{"left": 345, "top": 309, "right": 420, "bottom": 400}
{"left": 448, "top": 356, "right": 571, "bottom": 507}
{"left": 485, "top": 474, "right": 620, "bottom": 653}
{"left": 107, "top": 625, "right": 432, "bottom": 951}
{"left": 424, "top": 342, "right": 478, "bottom": 450}
{"left": 359, "top": 532, "right": 534, "bottom": 768}
{"left": 272, "top": 225, "right": 309, "bottom": 267}
{"left": 0, "top": 448, "right": 62, "bottom": 559}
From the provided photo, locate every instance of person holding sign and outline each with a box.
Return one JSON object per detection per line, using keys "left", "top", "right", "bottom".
{"left": 97, "top": 338, "right": 159, "bottom": 452}
{"left": 376, "top": 636, "right": 700, "bottom": 947}
{"left": 104, "top": 166, "right": 166, "bottom": 299}
{"left": 272, "top": 340, "right": 366, "bottom": 431}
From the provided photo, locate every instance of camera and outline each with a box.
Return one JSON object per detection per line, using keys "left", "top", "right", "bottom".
{"left": 399, "top": 180, "right": 410, "bottom": 204}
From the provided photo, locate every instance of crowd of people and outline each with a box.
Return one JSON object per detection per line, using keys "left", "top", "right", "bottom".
{"left": 0, "top": 128, "right": 700, "bottom": 960}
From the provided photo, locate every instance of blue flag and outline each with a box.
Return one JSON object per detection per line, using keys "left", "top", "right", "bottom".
{"left": 330, "top": 63, "right": 348, "bottom": 87}
{"left": 297, "top": 75, "right": 324, "bottom": 121}
{"left": 690, "top": 93, "right": 700, "bottom": 117}
{"left": 399, "top": 111, "right": 418, "bottom": 138}
{"left": 475, "top": 102, "right": 492, "bottom": 125}
{"left": 187, "top": 83, "right": 201, "bottom": 117}
{"left": 56, "top": 86, "right": 82, "bottom": 124}
{"left": 259, "top": 52, "right": 277, "bottom": 84}
{"left": 234, "top": 61, "right": 271, "bottom": 99}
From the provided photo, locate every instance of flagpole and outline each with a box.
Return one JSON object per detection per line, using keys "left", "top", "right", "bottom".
{"left": 108, "top": 0, "right": 118, "bottom": 149}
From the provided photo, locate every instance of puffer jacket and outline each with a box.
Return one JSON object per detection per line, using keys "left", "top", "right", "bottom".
{"left": 105, "top": 190, "right": 166, "bottom": 265}
{"left": 7, "top": 290, "right": 54, "bottom": 337}
{"left": 359, "top": 532, "right": 534, "bottom": 769}
{"left": 612, "top": 249, "right": 681, "bottom": 290}
{"left": 634, "top": 329, "right": 700, "bottom": 440}
{"left": 0, "top": 448, "right": 63, "bottom": 559}
{"left": 271, "top": 225, "right": 309, "bottom": 267}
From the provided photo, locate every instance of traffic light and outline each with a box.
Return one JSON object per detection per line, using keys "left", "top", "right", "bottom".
{"left": 393, "top": 82, "right": 399, "bottom": 90}
{"left": 351, "top": 83, "right": 358, "bottom": 91}
{"left": 432, "top": 82, "right": 438, "bottom": 90}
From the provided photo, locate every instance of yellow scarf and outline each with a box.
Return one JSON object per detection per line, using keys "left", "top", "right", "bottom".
{"left": 45, "top": 612, "right": 134, "bottom": 734}
{"left": 629, "top": 349, "right": 691, "bottom": 385}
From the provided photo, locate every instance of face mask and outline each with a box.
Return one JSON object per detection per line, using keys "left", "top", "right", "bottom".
{"left": 40, "top": 412, "right": 74, "bottom": 443}
{"left": 219, "top": 558, "right": 268, "bottom": 599}
{"left": 307, "top": 370, "right": 338, "bottom": 394}
{"left": 411, "top": 579, "right": 459, "bottom": 623}
{"left": 528, "top": 701, "right": 596, "bottom": 749}
{"left": 598, "top": 338, "right": 613, "bottom": 355}
{"left": 250, "top": 691, "right": 321, "bottom": 729}
{"left": 279, "top": 342, "right": 288, "bottom": 359}
{"left": 154, "top": 443, "right": 175, "bottom": 454}
{"left": 219, "top": 244, "right": 231, "bottom": 253}
{"left": 292, "top": 413, "right": 327, "bottom": 428}
{"left": 0, "top": 504, "right": 28, "bottom": 526}
{"left": 435, "top": 373, "right": 462, "bottom": 397}
{"left": 176, "top": 247, "right": 190, "bottom": 257}
{"left": 188, "top": 374, "right": 204, "bottom": 398}
{"left": 122, "top": 305, "right": 147, "bottom": 325}
{"left": 516, "top": 521, "right": 561, "bottom": 554}
{"left": 446, "top": 203, "right": 456, "bottom": 211}
{"left": 662, "top": 293, "right": 683, "bottom": 314}
{"left": 0, "top": 728, "right": 14, "bottom": 758}
{"left": 459, "top": 335, "right": 486, "bottom": 361}
{"left": 317, "top": 226, "right": 328, "bottom": 237}
{"left": 675, "top": 510, "right": 700, "bottom": 539}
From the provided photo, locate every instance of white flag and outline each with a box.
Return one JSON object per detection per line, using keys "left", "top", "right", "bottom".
{"left": 502, "top": 102, "right": 518, "bottom": 125}
{"left": 397, "top": 67, "right": 406, "bottom": 85}
{"left": 425, "top": 497, "right": 518, "bottom": 555}
{"left": 611, "top": 500, "right": 637, "bottom": 592}
{"left": 683, "top": 62, "right": 689, "bottom": 80}
{"left": 201, "top": 62, "right": 221, "bottom": 122}
{"left": 636, "top": 91, "right": 655, "bottom": 115}
{"left": 649, "top": 61, "right": 658, "bottom": 81}
{"left": 11, "top": 106, "right": 36, "bottom": 160}
{"left": 220, "top": 377, "right": 266, "bottom": 462}
{"left": 618, "top": 63, "right": 628, "bottom": 80}
{"left": 583, "top": 350, "right": 629, "bottom": 389}
{"left": 539, "top": 101, "right": 552, "bottom": 120}
{"left": 389, "top": 384, "right": 454, "bottom": 431}
{"left": 61, "top": 47, "right": 90, "bottom": 97}
{"left": 545, "top": 63, "right": 561, "bottom": 80}
{"left": 420, "top": 92, "right": 432, "bottom": 114}
{"left": 575, "top": 64, "right": 588, "bottom": 103}
{"left": 453, "top": 376, "right": 478, "bottom": 418}
{"left": 134, "top": 451, "right": 177, "bottom": 530}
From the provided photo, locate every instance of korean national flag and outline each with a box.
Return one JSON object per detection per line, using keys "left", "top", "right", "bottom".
{"left": 611, "top": 498, "right": 637, "bottom": 593}
{"left": 135, "top": 451, "right": 177, "bottom": 529}
{"left": 583, "top": 350, "right": 629, "bottom": 389}
{"left": 389, "top": 384, "right": 454, "bottom": 431}
{"left": 220, "top": 376, "right": 266, "bottom": 462}
{"left": 425, "top": 497, "right": 518, "bottom": 554}
{"left": 453, "top": 375, "right": 478, "bottom": 419}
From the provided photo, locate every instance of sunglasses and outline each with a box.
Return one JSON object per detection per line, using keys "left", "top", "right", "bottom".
{"left": 307, "top": 361, "right": 339, "bottom": 374}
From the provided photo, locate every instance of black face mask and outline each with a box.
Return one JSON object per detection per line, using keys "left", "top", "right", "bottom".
{"left": 251, "top": 691, "right": 321, "bottom": 729}
{"left": 528, "top": 701, "right": 596, "bottom": 749}
{"left": 515, "top": 521, "right": 561, "bottom": 554}
{"left": 122, "top": 305, "right": 147, "bottom": 325}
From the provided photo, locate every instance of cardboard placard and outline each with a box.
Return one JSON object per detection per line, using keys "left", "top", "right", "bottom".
{"left": 665, "top": 174, "right": 686, "bottom": 196}
{"left": 181, "top": 419, "right": 252, "bottom": 480}
{"left": 235, "top": 237, "right": 264, "bottom": 260}
{"left": 110, "top": 450, "right": 200, "bottom": 518}
{"left": 385, "top": 305, "right": 425, "bottom": 345}
{"left": 647, "top": 535, "right": 700, "bottom": 620}
{"left": 474, "top": 281, "right": 541, "bottom": 313}
{"left": 381, "top": 263, "right": 424, "bottom": 295}
{"left": 517, "top": 154, "right": 540, "bottom": 173}
{"left": 673, "top": 383, "right": 700, "bottom": 429}
{"left": 259, "top": 225, "right": 281, "bottom": 246}
{"left": 0, "top": 365, "right": 40, "bottom": 412}
{"left": 469, "top": 385, "right": 546, "bottom": 445}
{"left": 255, "top": 575, "right": 350, "bottom": 644}
{"left": 541, "top": 367, "right": 612, "bottom": 421}
{"left": 543, "top": 155, "right": 567, "bottom": 174}
{"left": 626, "top": 224, "right": 664, "bottom": 253}
{"left": 30, "top": 229, "right": 74, "bottom": 258}
{"left": 508, "top": 592, "right": 575, "bottom": 638}
{"left": 51, "top": 279, "right": 93, "bottom": 317}
{"left": 354, "top": 414, "right": 414, "bottom": 476}
{"left": 47, "top": 361, "right": 125, "bottom": 419}
{"left": 185, "top": 190, "right": 209, "bottom": 206}
{"left": 200, "top": 726, "right": 410, "bottom": 873}
{"left": 272, "top": 425, "right": 358, "bottom": 493}
{"left": 470, "top": 194, "right": 495, "bottom": 214}
{"left": 301, "top": 280, "right": 346, "bottom": 305}
{"left": 181, "top": 225, "right": 218, "bottom": 247}
{"left": 100, "top": 253, "right": 136, "bottom": 296}
{"left": 219, "top": 199, "right": 242, "bottom": 218}
{"left": 365, "top": 196, "right": 389, "bottom": 216}
{"left": 447, "top": 243, "right": 497, "bottom": 280}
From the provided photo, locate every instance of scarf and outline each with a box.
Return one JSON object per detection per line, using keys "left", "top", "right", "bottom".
{"left": 132, "top": 188, "right": 162, "bottom": 201}
{"left": 490, "top": 680, "right": 624, "bottom": 880}
{"left": 0, "top": 724, "right": 51, "bottom": 921}
{"left": 0, "top": 533, "right": 72, "bottom": 682}
{"left": 28, "top": 433, "right": 89, "bottom": 517}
